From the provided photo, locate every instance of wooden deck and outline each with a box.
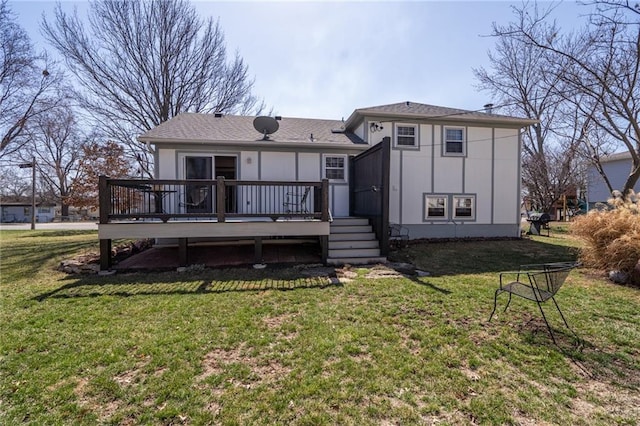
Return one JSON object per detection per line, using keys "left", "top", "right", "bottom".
{"left": 98, "top": 177, "right": 331, "bottom": 270}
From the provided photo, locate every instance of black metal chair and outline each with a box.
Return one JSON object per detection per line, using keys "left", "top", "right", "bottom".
{"left": 489, "top": 262, "right": 580, "bottom": 344}
{"left": 283, "top": 186, "right": 311, "bottom": 214}
{"left": 389, "top": 223, "right": 409, "bottom": 248}
{"left": 179, "top": 186, "right": 209, "bottom": 212}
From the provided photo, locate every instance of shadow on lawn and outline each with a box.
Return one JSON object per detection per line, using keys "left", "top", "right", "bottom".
{"left": 499, "top": 314, "right": 640, "bottom": 390}
{"left": 390, "top": 237, "right": 579, "bottom": 276}
{"left": 33, "top": 266, "right": 343, "bottom": 301}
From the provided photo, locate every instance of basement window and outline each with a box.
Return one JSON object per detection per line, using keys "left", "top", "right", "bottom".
{"left": 453, "top": 195, "right": 476, "bottom": 220}
{"left": 424, "top": 195, "right": 448, "bottom": 220}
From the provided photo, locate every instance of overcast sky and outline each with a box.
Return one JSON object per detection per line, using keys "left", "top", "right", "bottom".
{"left": 11, "top": 0, "right": 586, "bottom": 120}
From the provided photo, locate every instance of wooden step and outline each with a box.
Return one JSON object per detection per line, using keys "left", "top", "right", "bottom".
{"left": 331, "top": 217, "right": 370, "bottom": 226}
{"left": 328, "top": 248, "right": 381, "bottom": 258}
{"left": 328, "top": 240, "right": 379, "bottom": 250}
{"left": 326, "top": 256, "right": 387, "bottom": 266}
{"left": 328, "top": 232, "right": 376, "bottom": 241}
{"left": 329, "top": 225, "right": 372, "bottom": 233}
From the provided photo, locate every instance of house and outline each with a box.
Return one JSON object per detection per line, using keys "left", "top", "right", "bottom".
{"left": 0, "top": 199, "right": 56, "bottom": 223}
{"left": 98, "top": 101, "right": 536, "bottom": 269}
{"left": 587, "top": 151, "right": 640, "bottom": 207}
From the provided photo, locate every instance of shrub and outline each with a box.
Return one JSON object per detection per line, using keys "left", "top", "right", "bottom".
{"left": 571, "top": 190, "right": 640, "bottom": 285}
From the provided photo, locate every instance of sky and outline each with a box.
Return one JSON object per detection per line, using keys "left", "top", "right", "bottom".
{"left": 9, "top": 0, "right": 587, "bottom": 120}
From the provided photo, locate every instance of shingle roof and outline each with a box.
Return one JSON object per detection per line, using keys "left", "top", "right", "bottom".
{"left": 138, "top": 114, "right": 363, "bottom": 146}
{"left": 344, "top": 101, "right": 538, "bottom": 128}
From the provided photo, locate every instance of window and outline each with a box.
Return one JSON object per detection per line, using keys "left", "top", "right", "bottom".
{"left": 453, "top": 195, "right": 475, "bottom": 220}
{"left": 324, "top": 155, "right": 346, "bottom": 181}
{"left": 425, "top": 195, "right": 447, "bottom": 220}
{"left": 396, "top": 125, "right": 417, "bottom": 147}
{"left": 444, "top": 127, "right": 465, "bottom": 155}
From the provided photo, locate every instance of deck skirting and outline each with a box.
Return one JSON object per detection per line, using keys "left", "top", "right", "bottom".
{"left": 99, "top": 220, "right": 329, "bottom": 240}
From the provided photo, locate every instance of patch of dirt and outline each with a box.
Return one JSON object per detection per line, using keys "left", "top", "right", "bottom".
{"left": 74, "top": 377, "right": 121, "bottom": 421}
{"left": 263, "top": 313, "right": 296, "bottom": 330}
{"left": 112, "top": 356, "right": 152, "bottom": 388}
{"left": 197, "top": 343, "right": 292, "bottom": 387}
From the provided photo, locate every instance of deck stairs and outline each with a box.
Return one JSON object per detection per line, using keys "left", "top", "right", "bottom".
{"left": 327, "top": 217, "right": 386, "bottom": 265}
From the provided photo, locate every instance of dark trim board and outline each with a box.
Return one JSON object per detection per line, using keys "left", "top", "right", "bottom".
{"left": 404, "top": 224, "right": 521, "bottom": 239}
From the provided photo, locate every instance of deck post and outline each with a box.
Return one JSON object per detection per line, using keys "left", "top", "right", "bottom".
{"left": 255, "top": 237, "right": 263, "bottom": 263}
{"left": 100, "top": 239, "right": 112, "bottom": 271}
{"left": 98, "top": 175, "right": 109, "bottom": 224}
{"left": 321, "top": 179, "right": 329, "bottom": 222}
{"left": 216, "top": 176, "right": 226, "bottom": 222}
{"left": 178, "top": 238, "right": 188, "bottom": 266}
{"left": 320, "top": 235, "right": 328, "bottom": 265}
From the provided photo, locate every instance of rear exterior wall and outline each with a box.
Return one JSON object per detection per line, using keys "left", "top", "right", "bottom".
{"left": 366, "top": 121, "right": 522, "bottom": 239}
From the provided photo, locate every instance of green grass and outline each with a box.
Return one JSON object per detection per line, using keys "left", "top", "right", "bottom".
{"left": 1, "top": 230, "right": 639, "bottom": 425}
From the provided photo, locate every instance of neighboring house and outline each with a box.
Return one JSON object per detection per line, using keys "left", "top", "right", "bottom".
{"left": 98, "top": 101, "right": 536, "bottom": 269}
{"left": 587, "top": 152, "right": 640, "bottom": 207}
{"left": 0, "top": 201, "right": 56, "bottom": 223}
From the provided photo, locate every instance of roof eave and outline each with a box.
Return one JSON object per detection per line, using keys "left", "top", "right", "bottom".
{"left": 344, "top": 110, "right": 538, "bottom": 129}
{"left": 137, "top": 137, "right": 369, "bottom": 151}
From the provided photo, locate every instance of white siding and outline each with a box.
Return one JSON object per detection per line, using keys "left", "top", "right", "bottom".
{"left": 354, "top": 122, "right": 365, "bottom": 141}
{"left": 331, "top": 185, "right": 350, "bottom": 217}
{"left": 465, "top": 127, "right": 493, "bottom": 223}
{"left": 369, "top": 121, "right": 392, "bottom": 147}
{"left": 389, "top": 147, "right": 401, "bottom": 223}
{"left": 260, "top": 152, "right": 296, "bottom": 181}
{"left": 587, "top": 156, "right": 639, "bottom": 203}
{"left": 298, "top": 153, "right": 321, "bottom": 181}
{"left": 493, "top": 128, "right": 519, "bottom": 224}
{"left": 158, "top": 148, "right": 176, "bottom": 179}
{"left": 240, "top": 151, "right": 259, "bottom": 180}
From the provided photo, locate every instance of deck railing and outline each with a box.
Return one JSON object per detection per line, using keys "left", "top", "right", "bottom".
{"left": 98, "top": 176, "right": 330, "bottom": 224}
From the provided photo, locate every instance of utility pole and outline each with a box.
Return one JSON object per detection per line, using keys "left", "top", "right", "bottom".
{"left": 30, "top": 157, "right": 36, "bottom": 230}
{"left": 18, "top": 157, "right": 36, "bottom": 230}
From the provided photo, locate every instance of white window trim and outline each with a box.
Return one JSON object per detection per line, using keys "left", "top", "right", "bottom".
{"left": 452, "top": 194, "right": 476, "bottom": 221}
{"left": 395, "top": 123, "right": 419, "bottom": 148}
{"left": 424, "top": 194, "right": 448, "bottom": 220}
{"left": 322, "top": 154, "right": 348, "bottom": 182}
{"left": 443, "top": 126, "right": 466, "bottom": 156}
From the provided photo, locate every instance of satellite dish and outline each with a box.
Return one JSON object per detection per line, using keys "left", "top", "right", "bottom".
{"left": 253, "top": 116, "right": 279, "bottom": 140}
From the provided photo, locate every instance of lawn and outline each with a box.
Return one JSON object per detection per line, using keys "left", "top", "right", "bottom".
{"left": 1, "top": 229, "right": 639, "bottom": 425}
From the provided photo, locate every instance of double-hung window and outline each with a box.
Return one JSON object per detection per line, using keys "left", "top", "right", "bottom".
{"left": 396, "top": 124, "right": 417, "bottom": 147}
{"left": 444, "top": 127, "right": 465, "bottom": 155}
{"left": 324, "top": 155, "right": 346, "bottom": 181}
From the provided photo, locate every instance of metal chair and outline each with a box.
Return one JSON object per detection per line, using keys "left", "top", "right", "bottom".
{"left": 283, "top": 186, "right": 311, "bottom": 214}
{"left": 180, "top": 186, "right": 209, "bottom": 212}
{"left": 489, "top": 262, "right": 580, "bottom": 344}
{"left": 389, "top": 223, "right": 409, "bottom": 248}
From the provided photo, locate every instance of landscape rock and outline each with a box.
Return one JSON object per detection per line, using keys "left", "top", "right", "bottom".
{"left": 609, "top": 270, "right": 629, "bottom": 284}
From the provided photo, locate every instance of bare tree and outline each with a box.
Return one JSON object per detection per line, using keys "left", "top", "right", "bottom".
{"left": 22, "top": 105, "right": 84, "bottom": 218}
{"left": 493, "top": 1, "right": 640, "bottom": 200}
{"left": 0, "top": 166, "right": 32, "bottom": 198}
{"left": 474, "top": 16, "right": 585, "bottom": 213}
{"left": 0, "top": 0, "right": 60, "bottom": 159}
{"left": 42, "top": 0, "right": 264, "bottom": 177}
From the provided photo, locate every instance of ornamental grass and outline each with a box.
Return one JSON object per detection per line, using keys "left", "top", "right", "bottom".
{"left": 571, "top": 190, "right": 640, "bottom": 284}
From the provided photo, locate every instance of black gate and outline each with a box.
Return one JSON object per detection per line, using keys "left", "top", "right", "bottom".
{"left": 350, "top": 136, "right": 391, "bottom": 255}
